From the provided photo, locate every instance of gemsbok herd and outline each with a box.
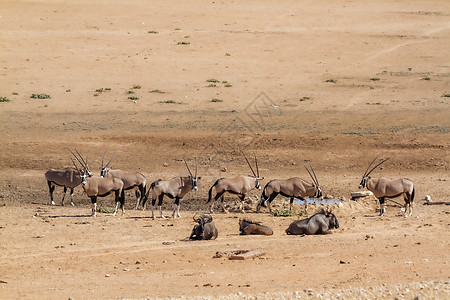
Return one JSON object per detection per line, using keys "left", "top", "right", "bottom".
{"left": 45, "top": 151, "right": 416, "bottom": 227}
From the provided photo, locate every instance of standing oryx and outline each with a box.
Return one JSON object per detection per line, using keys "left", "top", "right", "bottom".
{"left": 143, "top": 159, "right": 201, "bottom": 219}
{"left": 358, "top": 157, "right": 415, "bottom": 217}
{"left": 207, "top": 154, "right": 263, "bottom": 213}
{"left": 99, "top": 152, "right": 147, "bottom": 210}
{"left": 45, "top": 168, "right": 83, "bottom": 206}
{"left": 257, "top": 165, "right": 322, "bottom": 213}
{"left": 71, "top": 151, "right": 124, "bottom": 217}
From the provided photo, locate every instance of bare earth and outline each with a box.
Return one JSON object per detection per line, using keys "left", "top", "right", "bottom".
{"left": 0, "top": 0, "right": 449, "bottom": 299}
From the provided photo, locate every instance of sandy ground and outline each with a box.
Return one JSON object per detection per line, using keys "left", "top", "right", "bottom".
{"left": 0, "top": 0, "right": 449, "bottom": 299}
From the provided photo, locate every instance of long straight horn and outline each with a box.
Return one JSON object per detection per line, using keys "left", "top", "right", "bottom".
{"left": 69, "top": 149, "right": 86, "bottom": 169}
{"left": 71, "top": 158, "right": 81, "bottom": 174}
{"left": 242, "top": 151, "right": 256, "bottom": 177}
{"left": 305, "top": 166, "right": 317, "bottom": 186}
{"left": 184, "top": 158, "right": 193, "bottom": 177}
{"left": 310, "top": 164, "right": 320, "bottom": 187}
{"left": 75, "top": 149, "right": 88, "bottom": 168}
{"left": 105, "top": 151, "right": 118, "bottom": 168}
{"left": 255, "top": 156, "right": 260, "bottom": 178}
{"left": 366, "top": 158, "right": 390, "bottom": 177}
{"left": 101, "top": 151, "right": 107, "bottom": 168}
{"left": 363, "top": 156, "right": 379, "bottom": 177}
{"left": 195, "top": 157, "right": 198, "bottom": 177}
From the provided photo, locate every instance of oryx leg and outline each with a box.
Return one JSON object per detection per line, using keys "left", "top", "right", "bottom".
{"left": 69, "top": 188, "right": 75, "bottom": 206}
{"left": 172, "top": 197, "right": 181, "bottom": 218}
{"left": 90, "top": 196, "right": 97, "bottom": 217}
{"left": 48, "top": 181, "right": 56, "bottom": 205}
{"left": 220, "top": 194, "right": 229, "bottom": 213}
{"left": 134, "top": 189, "right": 141, "bottom": 210}
{"left": 61, "top": 186, "right": 67, "bottom": 206}
{"left": 297, "top": 196, "right": 307, "bottom": 213}
{"left": 239, "top": 194, "right": 246, "bottom": 213}
{"left": 379, "top": 197, "right": 386, "bottom": 216}
{"left": 158, "top": 194, "right": 166, "bottom": 219}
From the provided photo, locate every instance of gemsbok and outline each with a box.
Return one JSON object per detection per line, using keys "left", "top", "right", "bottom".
{"left": 45, "top": 168, "right": 82, "bottom": 206}
{"left": 257, "top": 165, "right": 322, "bottom": 213}
{"left": 99, "top": 152, "right": 147, "bottom": 210}
{"left": 71, "top": 153, "right": 124, "bottom": 217}
{"left": 207, "top": 154, "right": 263, "bottom": 213}
{"left": 143, "top": 159, "right": 201, "bottom": 219}
{"left": 358, "top": 157, "right": 415, "bottom": 217}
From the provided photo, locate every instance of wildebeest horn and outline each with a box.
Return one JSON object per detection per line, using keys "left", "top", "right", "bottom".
{"left": 193, "top": 212, "right": 200, "bottom": 222}
{"left": 242, "top": 151, "right": 256, "bottom": 177}
{"left": 366, "top": 158, "right": 390, "bottom": 177}
{"left": 104, "top": 151, "right": 118, "bottom": 168}
{"left": 184, "top": 158, "right": 193, "bottom": 177}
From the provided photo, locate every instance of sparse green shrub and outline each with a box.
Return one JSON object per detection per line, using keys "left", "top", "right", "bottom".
{"left": 126, "top": 90, "right": 135, "bottom": 94}
{"left": 211, "top": 98, "right": 223, "bottom": 103}
{"left": 150, "top": 89, "right": 165, "bottom": 94}
{"left": 128, "top": 96, "right": 139, "bottom": 100}
{"left": 325, "top": 79, "right": 337, "bottom": 83}
{"left": 272, "top": 209, "right": 303, "bottom": 217}
{"left": 422, "top": 77, "right": 431, "bottom": 81}
{"left": 177, "top": 41, "right": 190, "bottom": 45}
{"left": 442, "top": 93, "right": 450, "bottom": 97}
{"left": 96, "top": 206, "right": 116, "bottom": 214}
{"left": 95, "top": 88, "right": 104, "bottom": 93}
{"left": 148, "top": 30, "right": 159, "bottom": 34}
{"left": 30, "top": 94, "right": 51, "bottom": 99}
{"left": 12, "top": 92, "right": 18, "bottom": 95}
{"left": 370, "top": 77, "right": 380, "bottom": 81}
{"left": 132, "top": 85, "right": 141, "bottom": 89}
{"left": 206, "top": 78, "right": 219, "bottom": 83}
{"left": 161, "top": 100, "right": 177, "bottom": 104}
{"left": 0, "top": 97, "right": 10, "bottom": 102}
{"left": 300, "top": 97, "right": 311, "bottom": 101}
{"left": 224, "top": 84, "right": 232, "bottom": 87}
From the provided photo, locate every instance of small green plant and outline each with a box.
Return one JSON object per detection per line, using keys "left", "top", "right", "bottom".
{"left": 206, "top": 84, "right": 217, "bottom": 87}
{"left": 174, "top": 27, "right": 181, "bottom": 30}
{"left": 211, "top": 98, "right": 223, "bottom": 103}
{"left": 272, "top": 209, "right": 293, "bottom": 217}
{"left": 148, "top": 30, "right": 159, "bottom": 34}
{"left": 177, "top": 41, "right": 190, "bottom": 45}
{"left": 325, "top": 79, "right": 337, "bottom": 83}
{"left": 126, "top": 90, "right": 135, "bottom": 94}
{"left": 224, "top": 84, "right": 232, "bottom": 87}
{"left": 104, "top": 88, "right": 111, "bottom": 91}
{"left": 150, "top": 89, "right": 165, "bottom": 94}
{"left": 0, "top": 96, "right": 10, "bottom": 102}
{"left": 225, "top": 53, "right": 231, "bottom": 56}
{"left": 441, "top": 93, "right": 450, "bottom": 97}
{"left": 65, "top": 89, "right": 71, "bottom": 92}
{"left": 422, "top": 77, "right": 431, "bottom": 81}
{"left": 128, "top": 96, "right": 139, "bottom": 100}
{"left": 206, "top": 78, "right": 219, "bottom": 83}
{"left": 161, "top": 99, "right": 177, "bottom": 104}
{"left": 132, "top": 85, "right": 141, "bottom": 89}
{"left": 299, "top": 97, "right": 311, "bottom": 101}
{"left": 12, "top": 92, "right": 18, "bottom": 95}
{"left": 96, "top": 206, "right": 116, "bottom": 214}
{"left": 95, "top": 88, "right": 104, "bottom": 93}
{"left": 370, "top": 77, "right": 380, "bottom": 81}
{"left": 30, "top": 94, "right": 51, "bottom": 99}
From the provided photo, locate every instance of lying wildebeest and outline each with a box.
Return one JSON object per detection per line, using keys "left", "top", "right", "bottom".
{"left": 285, "top": 209, "right": 339, "bottom": 235}
{"left": 239, "top": 219, "right": 273, "bottom": 235}
{"left": 189, "top": 213, "right": 218, "bottom": 240}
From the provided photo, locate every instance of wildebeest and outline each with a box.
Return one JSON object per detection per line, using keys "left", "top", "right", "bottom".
{"left": 285, "top": 209, "right": 339, "bottom": 235}
{"left": 143, "top": 159, "right": 200, "bottom": 218}
{"left": 45, "top": 168, "right": 82, "bottom": 206}
{"left": 207, "top": 154, "right": 263, "bottom": 213}
{"left": 99, "top": 152, "right": 147, "bottom": 210}
{"left": 257, "top": 165, "right": 322, "bottom": 213}
{"left": 239, "top": 219, "right": 273, "bottom": 235}
{"left": 358, "top": 157, "right": 415, "bottom": 217}
{"left": 189, "top": 213, "right": 218, "bottom": 240}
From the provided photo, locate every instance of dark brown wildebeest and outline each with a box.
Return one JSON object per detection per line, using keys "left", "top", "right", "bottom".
{"left": 239, "top": 219, "right": 273, "bottom": 235}
{"left": 285, "top": 209, "right": 339, "bottom": 235}
{"left": 189, "top": 213, "right": 218, "bottom": 240}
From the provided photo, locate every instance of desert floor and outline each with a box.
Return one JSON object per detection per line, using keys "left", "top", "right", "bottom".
{"left": 0, "top": 0, "right": 449, "bottom": 299}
